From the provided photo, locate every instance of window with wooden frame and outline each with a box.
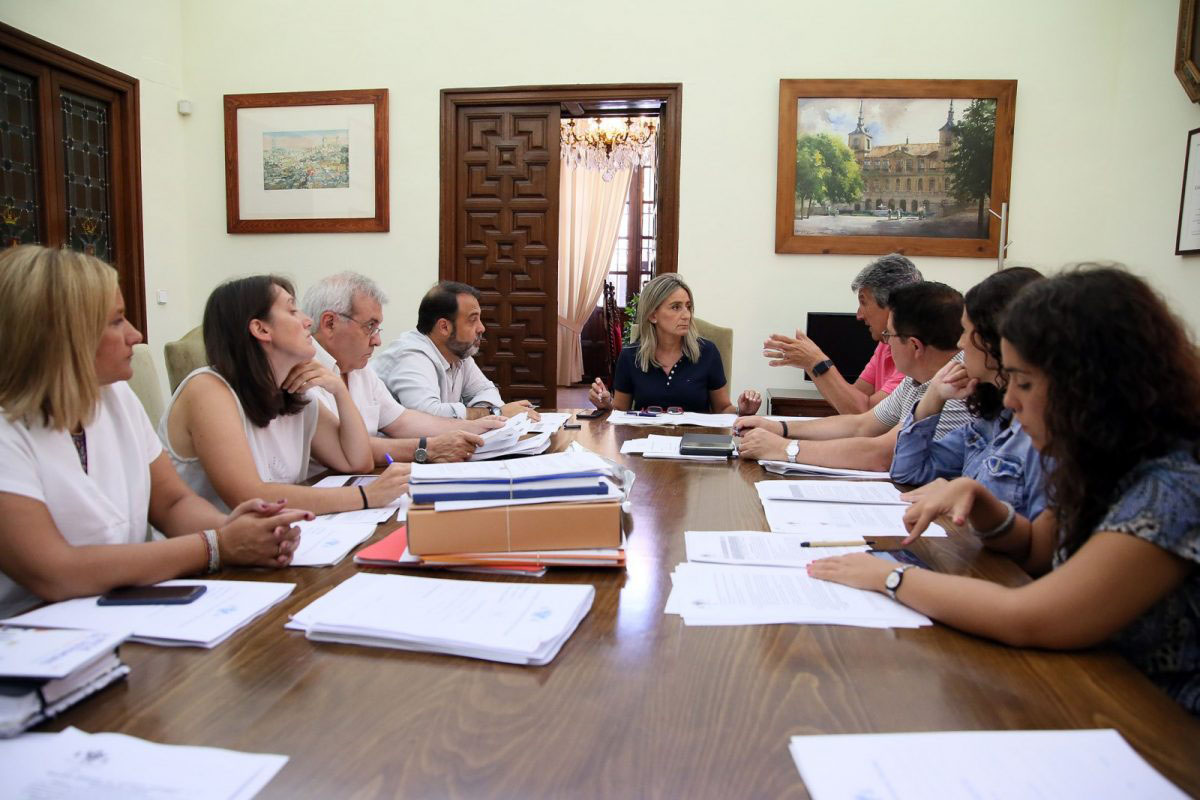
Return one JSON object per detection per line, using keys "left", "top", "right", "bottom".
{"left": 0, "top": 23, "right": 146, "bottom": 333}
{"left": 605, "top": 161, "right": 657, "bottom": 306}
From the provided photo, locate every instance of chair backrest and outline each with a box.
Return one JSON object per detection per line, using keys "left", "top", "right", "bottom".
{"left": 164, "top": 325, "right": 208, "bottom": 393}
{"left": 693, "top": 317, "right": 733, "bottom": 382}
{"left": 601, "top": 281, "right": 622, "bottom": 385}
{"left": 127, "top": 343, "right": 166, "bottom": 427}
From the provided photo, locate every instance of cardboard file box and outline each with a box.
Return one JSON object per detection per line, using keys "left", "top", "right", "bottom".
{"left": 407, "top": 500, "right": 622, "bottom": 556}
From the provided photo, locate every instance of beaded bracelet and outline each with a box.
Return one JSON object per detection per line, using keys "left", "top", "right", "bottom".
{"left": 969, "top": 501, "right": 1016, "bottom": 540}
{"left": 201, "top": 529, "right": 220, "bottom": 573}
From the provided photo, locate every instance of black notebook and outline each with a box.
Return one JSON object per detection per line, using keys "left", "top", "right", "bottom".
{"left": 679, "top": 433, "right": 735, "bottom": 457}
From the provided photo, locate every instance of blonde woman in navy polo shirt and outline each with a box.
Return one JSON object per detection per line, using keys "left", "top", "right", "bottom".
{"left": 588, "top": 274, "right": 761, "bottom": 414}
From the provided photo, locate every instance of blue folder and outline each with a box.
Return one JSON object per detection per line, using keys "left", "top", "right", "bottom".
{"left": 411, "top": 479, "right": 612, "bottom": 504}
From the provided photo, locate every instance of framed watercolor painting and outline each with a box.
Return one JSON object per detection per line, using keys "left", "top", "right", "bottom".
{"left": 775, "top": 79, "right": 1016, "bottom": 259}
{"left": 224, "top": 88, "right": 388, "bottom": 233}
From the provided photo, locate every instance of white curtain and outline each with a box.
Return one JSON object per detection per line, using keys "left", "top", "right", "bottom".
{"left": 556, "top": 162, "right": 633, "bottom": 385}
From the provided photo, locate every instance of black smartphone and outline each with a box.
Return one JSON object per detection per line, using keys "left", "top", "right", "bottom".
{"left": 576, "top": 408, "right": 608, "bottom": 419}
{"left": 98, "top": 585, "right": 207, "bottom": 606}
{"left": 868, "top": 549, "right": 931, "bottom": 570}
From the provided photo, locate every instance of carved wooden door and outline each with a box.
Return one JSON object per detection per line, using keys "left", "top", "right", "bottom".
{"left": 443, "top": 103, "right": 560, "bottom": 408}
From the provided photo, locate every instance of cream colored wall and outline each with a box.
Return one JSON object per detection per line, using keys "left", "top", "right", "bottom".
{"left": 2, "top": 0, "right": 1196, "bottom": 398}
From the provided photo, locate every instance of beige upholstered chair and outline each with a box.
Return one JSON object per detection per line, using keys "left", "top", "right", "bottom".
{"left": 693, "top": 317, "right": 733, "bottom": 379}
{"left": 127, "top": 343, "right": 166, "bottom": 427}
{"left": 164, "top": 325, "right": 207, "bottom": 393}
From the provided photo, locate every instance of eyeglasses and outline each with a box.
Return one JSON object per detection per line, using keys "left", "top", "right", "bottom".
{"left": 645, "top": 405, "right": 684, "bottom": 415}
{"left": 337, "top": 312, "right": 382, "bottom": 338}
{"left": 880, "top": 329, "right": 906, "bottom": 344}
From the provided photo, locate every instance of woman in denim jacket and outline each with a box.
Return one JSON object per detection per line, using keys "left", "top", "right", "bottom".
{"left": 890, "top": 267, "right": 1047, "bottom": 526}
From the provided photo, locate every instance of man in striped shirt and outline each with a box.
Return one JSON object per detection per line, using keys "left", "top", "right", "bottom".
{"left": 737, "top": 282, "right": 970, "bottom": 473}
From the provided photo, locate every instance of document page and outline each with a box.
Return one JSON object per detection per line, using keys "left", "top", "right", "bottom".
{"left": 411, "top": 449, "right": 608, "bottom": 482}
{"left": 0, "top": 726, "right": 288, "bottom": 800}
{"left": 608, "top": 411, "right": 737, "bottom": 428}
{"left": 0, "top": 627, "right": 127, "bottom": 679}
{"left": 684, "top": 531, "right": 868, "bottom": 567}
{"left": 758, "top": 493, "right": 946, "bottom": 539}
{"left": 760, "top": 460, "right": 891, "bottom": 480}
{"left": 789, "top": 729, "right": 1187, "bottom": 800}
{"left": 756, "top": 480, "right": 906, "bottom": 505}
{"left": 290, "top": 520, "right": 376, "bottom": 566}
{"left": 666, "top": 562, "right": 930, "bottom": 628}
{"left": 4, "top": 580, "right": 295, "bottom": 647}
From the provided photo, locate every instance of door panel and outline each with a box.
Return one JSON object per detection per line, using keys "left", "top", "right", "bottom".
{"left": 450, "top": 104, "right": 560, "bottom": 407}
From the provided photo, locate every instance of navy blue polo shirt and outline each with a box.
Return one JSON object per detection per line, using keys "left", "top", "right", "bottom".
{"left": 612, "top": 338, "right": 727, "bottom": 412}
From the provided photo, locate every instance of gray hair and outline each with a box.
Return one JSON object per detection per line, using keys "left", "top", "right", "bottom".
{"left": 633, "top": 273, "right": 700, "bottom": 372}
{"left": 850, "top": 253, "right": 922, "bottom": 307}
{"left": 301, "top": 271, "right": 389, "bottom": 322}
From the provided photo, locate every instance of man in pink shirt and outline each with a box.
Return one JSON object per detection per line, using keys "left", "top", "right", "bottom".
{"left": 763, "top": 253, "right": 921, "bottom": 414}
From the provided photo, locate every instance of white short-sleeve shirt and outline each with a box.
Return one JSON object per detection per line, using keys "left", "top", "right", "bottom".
{"left": 308, "top": 340, "right": 405, "bottom": 435}
{"left": 0, "top": 382, "right": 163, "bottom": 616}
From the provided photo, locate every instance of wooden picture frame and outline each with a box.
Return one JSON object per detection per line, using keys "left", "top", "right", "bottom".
{"left": 223, "top": 88, "right": 388, "bottom": 233}
{"left": 1177, "top": 0, "right": 1200, "bottom": 103}
{"left": 1176, "top": 127, "right": 1200, "bottom": 255}
{"left": 775, "top": 79, "right": 1016, "bottom": 259}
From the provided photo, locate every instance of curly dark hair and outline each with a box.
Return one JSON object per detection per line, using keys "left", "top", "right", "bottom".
{"left": 1000, "top": 266, "right": 1200, "bottom": 552}
{"left": 963, "top": 266, "right": 1044, "bottom": 420}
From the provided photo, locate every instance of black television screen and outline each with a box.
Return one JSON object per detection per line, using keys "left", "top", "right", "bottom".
{"left": 803, "top": 312, "right": 877, "bottom": 382}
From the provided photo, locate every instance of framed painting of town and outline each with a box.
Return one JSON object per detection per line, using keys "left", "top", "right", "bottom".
{"left": 224, "top": 88, "right": 388, "bottom": 233}
{"left": 775, "top": 79, "right": 1016, "bottom": 258}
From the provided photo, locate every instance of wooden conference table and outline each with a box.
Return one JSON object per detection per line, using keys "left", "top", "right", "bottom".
{"left": 41, "top": 415, "right": 1200, "bottom": 798}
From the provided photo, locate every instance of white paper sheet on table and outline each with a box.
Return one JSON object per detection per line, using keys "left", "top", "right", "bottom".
{"left": 755, "top": 480, "right": 906, "bottom": 505}
{"left": 756, "top": 486, "right": 945, "bottom": 539}
{"left": 528, "top": 412, "right": 570, "bottom": 433}
{"left": 788, "top": 729, "right": 1187, "bottom": 800}
{"left": 433, "top": 479, "right": 622, "bottom": 510}
{"left": 760, "top": 460, "right": 891, "bottom": 480}
{"left": 762, "top": 415, "right": 818, "bottom": 423}
{"left": 412, "top": 450, "right": 609, "bottom": 482}
{"left": 684, "top": 531, "right": 868, "bottom": 567}
{"left": 0, "top": 627, "right": 128, "bottom": 680}
{"left": 664, "top": 562, "right": 930, "bottom": 628}
{"left": 290, "top": 520, "right": 377, "bottom": 566}
{"left": 0, "top": 726, "right": 288, "bottom": 800}
{"left": 3, "top": 580, "right": 295, "bottom": 648}
{"left": 608, "top": 410, "right": 737, "bottom": 428}
{"left": 618, "top": 434, "right": 729, "bottom": 462}
{"left": 310, "top": 474, "right": 407, "bottom": 523}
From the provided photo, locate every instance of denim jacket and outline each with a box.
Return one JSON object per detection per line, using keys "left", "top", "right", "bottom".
{"left": 891, "top": 407, "right": 1048, "bottom": 520}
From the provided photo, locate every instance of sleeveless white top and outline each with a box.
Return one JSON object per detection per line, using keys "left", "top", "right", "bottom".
{"left": 159, "top": 367, "right": 318, "bottom": 513}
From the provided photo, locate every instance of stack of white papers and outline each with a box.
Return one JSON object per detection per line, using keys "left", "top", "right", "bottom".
{"left": 411, "top": 450, "right": 615, "bottom": 504}
{"left": 474, "top": 412, "right": 531, "bottom": 455}
{"left": 755, "top": 481, "right": 945, "bottom": 540}
{"left": 0, "top": 726, "right": 287, "bottom": 799}
{"left": 3, "top": 580, "right": 295, "bottom": 648}
{"left": 471, "top": 430, "right": 553, "bottom": 460}
{"left": 469, "top": 412, "right": 556, "bottom": 459}
{"left": 756, "top": 480, "right": 905, "bottom": 504}
{"left": 0, "top": 627, "right": 130, "bottom": 737}
{"left": 789, "top": 729, "right": 1187, "bottom": 799}
{"left": 289, "top": 573, "right": 594, "bottom": 665}
{"left": 760, "top": 460, "right": 891, "bottom": 479}
{"left": 620, "top": 434, "right": 730, "bottom": 462}
{"left": 290, "top": 520, "right": 377, "bottom": 566}
{"left": 609, "top": 410, "right": 737, "bottom": 428}
{"left": 665, "top": 561, "right": 930, "bottom": 628}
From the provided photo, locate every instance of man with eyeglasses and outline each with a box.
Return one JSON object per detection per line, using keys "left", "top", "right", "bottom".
{"left": 738, "top": 282, "right": 970, "bottom": 472}
{"left": 371, "top": 281, "right": 540, "bottom": 423}
{"left": 301, "top": 273, "right": 502, "bottom": 467}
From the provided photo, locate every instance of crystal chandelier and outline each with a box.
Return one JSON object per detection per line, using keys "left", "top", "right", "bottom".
{"left": 560, "top": 117, "right": 657, "bottom": 181}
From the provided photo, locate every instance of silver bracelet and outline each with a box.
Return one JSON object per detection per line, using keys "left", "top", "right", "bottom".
{"left": 969, "top": 501, "right": 1016, "bottom": 540}
{"left": 202, "top": 528, "right": 221, "bottom": 573}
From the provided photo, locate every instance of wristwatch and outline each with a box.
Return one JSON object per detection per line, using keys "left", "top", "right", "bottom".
{"left": 489, "top": 405, "right": 502, "bottom": 416}
{"left": 884, "top": 564, "right": 915, "bottom": 600}
{"left": 811, "top": 358, "right": 835, "bottom": 378}
{"left": 414, "top": 437, "right": 429, "bottom": 464}
{"left": 786, "top": 440, "right": 799, "bottom": 463}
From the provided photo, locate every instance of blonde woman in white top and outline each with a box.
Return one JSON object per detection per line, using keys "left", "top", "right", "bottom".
{"left": 0, "top": 246, "right": 311, "bottom": 617}
{"left": 160, "top": 275, "right": 409, "bottom": 515}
